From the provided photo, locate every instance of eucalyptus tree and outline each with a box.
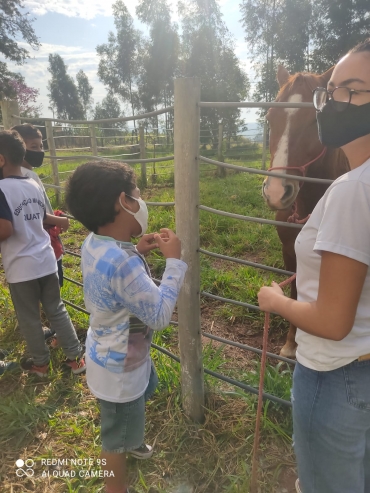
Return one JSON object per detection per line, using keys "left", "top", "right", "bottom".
{"left": 76, "top": 70, "right": 94, "bottom": 119}
{"left": 97, "top": 0, "right": 142, "bottom": 128}
{"left": 179, "top": 0, "right": 250, "bottom": 145}
{"left": 47, "top": 54, "right": 84, "bottom": 120}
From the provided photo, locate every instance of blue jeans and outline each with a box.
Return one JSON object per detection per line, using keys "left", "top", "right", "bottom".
{"left": 292, "top": 361, "right": 370, "bottom": 493}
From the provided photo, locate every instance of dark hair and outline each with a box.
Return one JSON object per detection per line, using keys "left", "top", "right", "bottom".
{"left": 0, "top": 130, "right": 26, "bottom": 166}
{"left": 349, "top": 38, "right": 370, "bottom": 55}
{"left": 65, "top": 161, "right": 137, "bottom": 233}
{"left": 11, "top": 123, "right": 42, "bottom": 141}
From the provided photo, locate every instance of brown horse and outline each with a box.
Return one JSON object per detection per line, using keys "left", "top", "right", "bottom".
{"left": 262, "top": 66, "right": 350, "bottom": 359}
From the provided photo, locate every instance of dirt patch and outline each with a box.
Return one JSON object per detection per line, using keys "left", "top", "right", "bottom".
{"left": 198, "top": 304, "right": 292, "bottom": 371}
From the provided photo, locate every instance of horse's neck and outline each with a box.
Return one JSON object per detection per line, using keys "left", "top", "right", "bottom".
{"left": 307, "top": 148, "right": 349, "bottom": 180}
{"left": 297, "top": 148, "right": 350, "bottom": 217}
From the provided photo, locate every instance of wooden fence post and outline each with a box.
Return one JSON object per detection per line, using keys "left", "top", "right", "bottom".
{"left": 45, "top": 120, "right": 60, "bottom": 205}
{"left": 90, "top": 123, "right": 98, "bottom": 157}
{"left": 1, "top": 100, "right": 21, "bottom": 129}
{"left": 261, "top": 117, "right": 268, "bottom": 171}
{"left": 217, "top": 123, "right": 226, "bottom": 178}
{"left": 139, "top": 125, "right": 147, "bottom": 188}
{"left": 174, "top": 77, "right": 205, "bottom": 423}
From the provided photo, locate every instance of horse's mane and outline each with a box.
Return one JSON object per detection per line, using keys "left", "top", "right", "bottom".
{"left": 277, "top": 72, "right": 320, "bottom": 99}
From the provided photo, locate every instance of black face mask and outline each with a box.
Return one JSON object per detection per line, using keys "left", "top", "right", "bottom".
{"left": 317, "top": 99, "right": 370, "bottom": 148}
{"left": 25, "top": 149, "right": 44, "bottom": 168}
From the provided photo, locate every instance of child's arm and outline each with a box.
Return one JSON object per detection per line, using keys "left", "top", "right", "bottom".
{"left": 44, "top": 214, "right": 69, "bottom": 232}
{"left": 0, "top": 219, "right": 13, "bottom": 241}
{"left": 111, "top": 231, "right": 187, "bottom": 330}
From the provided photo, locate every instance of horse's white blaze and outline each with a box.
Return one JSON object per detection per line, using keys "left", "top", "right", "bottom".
{"left": 264, "top": 94, "right": 302, "bottom": 207}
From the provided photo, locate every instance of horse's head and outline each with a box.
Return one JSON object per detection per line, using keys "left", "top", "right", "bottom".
{"left": 262, "top": 65, "right": 333, "bottom": 210}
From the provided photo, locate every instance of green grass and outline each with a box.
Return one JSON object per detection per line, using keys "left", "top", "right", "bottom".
{"left": 0, "top": 152, "right": 295, "bottom": 493}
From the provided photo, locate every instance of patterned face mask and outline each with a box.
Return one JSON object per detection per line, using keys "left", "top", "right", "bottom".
{"left": 119, "top": 195, "right": 148, "bottom": 238}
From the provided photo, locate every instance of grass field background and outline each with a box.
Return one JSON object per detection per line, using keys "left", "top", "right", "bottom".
{"left": 0, "top": 139, "right": 296, "bottom": 493}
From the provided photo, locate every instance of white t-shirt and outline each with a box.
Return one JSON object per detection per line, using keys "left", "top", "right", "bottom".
{"left": 21, "top": 168, "right": 53, "bottom": 214}
{"left": 0, "top": 176, "right": 57, "bottom": 283}
{"left": 295, "top": 157, "right": 370, "bottom": 371}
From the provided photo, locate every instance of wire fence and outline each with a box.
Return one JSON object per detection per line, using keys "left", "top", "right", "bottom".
{"left": 1, "top": 89, "right": 331, "bottom": 418}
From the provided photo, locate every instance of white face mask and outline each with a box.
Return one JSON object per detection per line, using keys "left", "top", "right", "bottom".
{"left": 119, "top": 195, "right": 148, "bottom": 238}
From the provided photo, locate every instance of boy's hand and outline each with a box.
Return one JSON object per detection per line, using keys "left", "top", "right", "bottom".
{"left": 154, "top": 228, "right": 181, "bottom": 259}
{"left": 136, "top": 233, "right": 159, "bottom": 255}
{"left": 44, "top": 214, "right": 69, "bottom": 232}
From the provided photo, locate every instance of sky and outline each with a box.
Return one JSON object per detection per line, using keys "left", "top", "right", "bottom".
{"left": 2, "top": 0, "right": 257, "bottom": 121}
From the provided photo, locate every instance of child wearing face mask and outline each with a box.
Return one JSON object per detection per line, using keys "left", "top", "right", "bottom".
{"left": 65, "top": 161, "right": 187, "bottom": 493}
{"left": 11, "top": 124, "right": 66, "bottom": 291}
{"left": 0, "top": 131, "right": 85, "bottom": 377}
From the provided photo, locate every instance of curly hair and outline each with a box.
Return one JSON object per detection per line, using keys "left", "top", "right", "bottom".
{"left": 0, "top": 130, "right": 26, "bottom": 166}
{"left": 65, "top": 161, "right": 137, "bottom": 233}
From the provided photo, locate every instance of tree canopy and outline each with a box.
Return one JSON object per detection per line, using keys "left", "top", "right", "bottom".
{"left": 76, "top": 69, "right": 94, "bottom": 118}
{"left": 97, "top": 0, "right": 142, "bottom": 126}
{"left": 0, "top": 0, "right": 39, "bottom": 100}
{"left": 241, "top": 0, "right": 370, "bottom": 109}
{"left": 47, "top": 54, "right": 85, "bottom": 120}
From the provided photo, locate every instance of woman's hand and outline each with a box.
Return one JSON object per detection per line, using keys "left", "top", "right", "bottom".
{"left": 136, "top": 233, "right": 160, "bottom": 255}
{"left": 258, "top": 282, "right": 286, "bottom": 312}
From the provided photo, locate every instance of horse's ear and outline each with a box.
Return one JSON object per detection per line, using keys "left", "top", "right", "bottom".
{"left": 320, "top": 66, "right": 335, "bottom": 84}
{"left": 277, "top": 65, "right": 290, "bottom": 87}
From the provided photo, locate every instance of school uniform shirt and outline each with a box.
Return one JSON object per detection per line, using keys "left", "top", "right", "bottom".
{"left": 0, "top": 176, "right": 56, "bottom": 283}
{"left": 21, "top": 170, "right": 65, "bottom": 262}
{"left": 21, "top": 168, "right": 53, "bottom": 214}
{"left": 295, "top": 157, "right": 370, "bottom": 371}
{"left": 82, "top": 234, "right": 187, "bottom": 403}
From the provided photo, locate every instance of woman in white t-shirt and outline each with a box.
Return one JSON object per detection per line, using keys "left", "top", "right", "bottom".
{"left": 258, "top": 39, "right": 370, "bottom": 493}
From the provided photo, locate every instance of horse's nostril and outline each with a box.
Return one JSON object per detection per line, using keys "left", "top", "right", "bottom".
{"left": 282, "top": 184, "right": 294, "bottom": 201}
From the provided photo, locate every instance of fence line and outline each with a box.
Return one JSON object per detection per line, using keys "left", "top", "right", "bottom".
{"left": 42, "top": 154, "right": 174, "bottom": 164}
{"left": 199, "top": 205, "right": 303, "bottom": 229}
{"left": 13, "top": 106, "right": 174, "bottom": 125}
{"left": 202, "top": 332, "right": 296, "bottom": 365}
{"left": 200, "top": 156, "right": 334, "bottom": 185}
{"left": 199, "top": 248, "right": 294, "bottom": 276}
{"left": 199, "top": 101, "right": 313, "bottom": 109}
{"left": 201, "top": 291, "right": 263, "bottom": 312}
{"left": 152, "top": 344, "right": 291, "bottom": 407}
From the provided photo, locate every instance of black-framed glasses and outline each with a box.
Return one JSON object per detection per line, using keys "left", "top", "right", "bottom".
{"left": 313, "top": 86, "right": 370, "bottom": 112}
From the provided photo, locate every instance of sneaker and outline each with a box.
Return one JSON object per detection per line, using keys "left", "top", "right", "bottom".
{"left": 63, "top": 356, "right": 86, "bottom": 375}
{"left": 295, "top": 479, "right": 302, "bottom": 493}
{"left": 129, "top": 443, "right": 153, "bottom": 460}
{"left": 0, "top": 360, "right": 19, "bottom": 376}
{"left": 20, "top": 357, "right": 49, "bottom": 377}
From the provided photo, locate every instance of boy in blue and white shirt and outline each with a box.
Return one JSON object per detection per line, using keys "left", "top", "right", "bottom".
{"left": 66, "top": 160, "right": 187, "bottom": 493}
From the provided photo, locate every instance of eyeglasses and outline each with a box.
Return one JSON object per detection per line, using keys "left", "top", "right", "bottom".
{"left": 313, "top": 86, "right": 370, "bottom": 112}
